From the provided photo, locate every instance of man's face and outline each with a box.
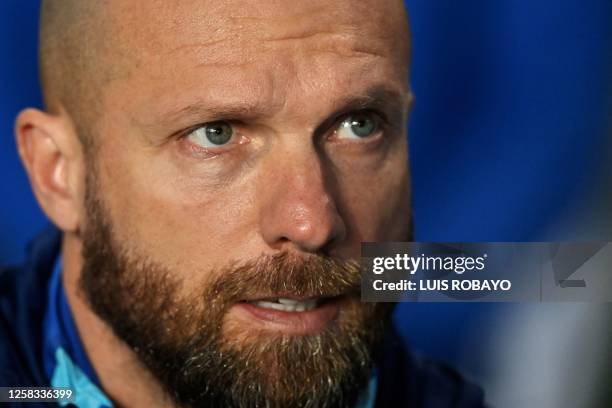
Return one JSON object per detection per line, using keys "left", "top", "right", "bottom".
{"left": 78, "top": 0, "right": 411, "bottom": 406}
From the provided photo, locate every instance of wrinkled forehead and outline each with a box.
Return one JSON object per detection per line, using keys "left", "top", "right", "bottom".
{"left": 91, "top": 0, "right": 410, "bottom": 135}
{"left": 104, "top": 0, "right": 409, "bottom": 74}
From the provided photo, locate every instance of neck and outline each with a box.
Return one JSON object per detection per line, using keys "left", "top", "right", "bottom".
{"left": 61, "top": 233, "right": 174, "bottom": 408}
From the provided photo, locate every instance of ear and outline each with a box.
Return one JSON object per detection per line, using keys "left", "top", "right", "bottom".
{"left": 15, "top": 108, "right": 85, "bottom": 232}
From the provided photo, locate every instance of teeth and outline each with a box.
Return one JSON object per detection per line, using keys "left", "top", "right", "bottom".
{"left": 251, "top": 298, "right": 319, "bottom": 312}
{"left": 277, "top": 298, "right": 300, "bottom": 305}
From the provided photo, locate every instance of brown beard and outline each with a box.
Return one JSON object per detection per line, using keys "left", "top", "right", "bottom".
{"left": 78, "top": 166, "right": 393, "bottom": 408}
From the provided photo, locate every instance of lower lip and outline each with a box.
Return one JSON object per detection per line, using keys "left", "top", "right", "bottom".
{"left": 231, "top": 297, "right": 344, "bottom": 335}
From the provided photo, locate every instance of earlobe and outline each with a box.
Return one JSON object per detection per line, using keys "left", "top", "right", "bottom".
{"left": 15, "top": 108, "right": 82, "bottom": 232}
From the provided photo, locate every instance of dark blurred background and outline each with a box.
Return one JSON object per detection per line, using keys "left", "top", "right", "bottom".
{"left": 1, "top": 1, "right": 611, "bottom": 407}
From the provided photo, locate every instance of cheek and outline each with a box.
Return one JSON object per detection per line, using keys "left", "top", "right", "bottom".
{"left": 95, "top": 145, "right": 260, "bottom": 280}
{"left": 332, "top": 140, "right": 412, "bottom": 242}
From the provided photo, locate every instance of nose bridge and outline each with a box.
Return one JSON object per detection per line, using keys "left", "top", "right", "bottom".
{"left": 282, "top": 141, "right": 326, "bottom": 202}
{"left": 258, "top": 138, "right": 345, "bottom": 253}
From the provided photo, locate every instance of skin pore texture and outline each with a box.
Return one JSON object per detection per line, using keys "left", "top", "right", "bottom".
{"left": 18, "top": 0, "right": 413, "bottom": 406}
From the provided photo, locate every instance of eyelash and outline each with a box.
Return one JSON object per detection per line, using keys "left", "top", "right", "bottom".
{"left": 176, "top": 122, "right": 245, "bottom": 157}
{"left": 331, "top": 109, "right": 388, "bottom": 138}
{"left": 177, "top": 109, "right": 391, "bottom": 157}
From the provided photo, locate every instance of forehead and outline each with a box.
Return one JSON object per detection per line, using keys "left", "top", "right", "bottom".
{"left": 110, "top": 0, "right": 408, "bottom": 49}
{"left": 99, "top": 0, "right": 409, "bottom": 126}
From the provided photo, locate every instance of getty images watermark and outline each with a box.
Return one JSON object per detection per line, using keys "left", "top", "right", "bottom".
{"left": 360, "top": 243, "right": 612, "bottom": 302}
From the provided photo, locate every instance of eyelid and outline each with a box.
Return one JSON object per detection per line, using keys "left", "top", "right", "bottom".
{"left": 176, "top": 108, "right": 389, "bottom": 145}
{"left": 347, "top": 105, "right": 385, "bottom": 119}
{"left": 178, "top": 121, "right": 249, "bottom": 159}
{"left": 362, "top": 109, "right": 389, "bottom": 128}
{"left": 178, "top": 119, "right": 235, "bottom": 139}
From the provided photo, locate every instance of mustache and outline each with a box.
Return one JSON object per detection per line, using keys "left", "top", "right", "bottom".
{"left": 206, "top": 252, "right": 362, "bottom": 305}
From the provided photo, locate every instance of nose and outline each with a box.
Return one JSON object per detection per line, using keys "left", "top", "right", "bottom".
{"left": 258, "top": 143, "right": 346, "bottom": 253}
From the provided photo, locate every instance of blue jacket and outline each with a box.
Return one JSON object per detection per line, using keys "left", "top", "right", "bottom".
{"left": 0, "top": 228, "right": 485, "bottom": 407}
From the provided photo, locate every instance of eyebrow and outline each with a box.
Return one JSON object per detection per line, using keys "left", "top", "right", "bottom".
{"left": 337, "top": 85, "right": 409, "bottom": 112}
{"left": 155, "top": 101, "right": 268, "bottom": 129}
{"left": 148, "top": 84, "right": 409, "bottom": 133}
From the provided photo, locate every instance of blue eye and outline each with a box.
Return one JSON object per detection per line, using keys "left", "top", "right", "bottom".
{"left": 186, "top": 121, "right": 234, "bottom": 148}
{"left": 336, "top": 112, "right": 380, "bottom": 140}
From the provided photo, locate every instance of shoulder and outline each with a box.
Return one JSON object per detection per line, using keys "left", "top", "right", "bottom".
{"left": 409, "top": 353, "right": 485, "bottom": 407}
{"left": 375, "top": 326, "right": 485, "bottom": 408}
{"left": 0, "top": 266, "right": 41, "bottom": 386}
{"left": 0, "top": 227, "right": 62, "bottom": 387}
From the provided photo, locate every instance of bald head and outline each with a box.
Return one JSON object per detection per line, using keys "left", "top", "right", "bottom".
{"left": 26, "top": 1, "right": 414, "bottom": 405}
{"left": 39, "top": 1, "right": 95, "bottom": 108}
{"left": 39, "top": 0, "right": 410, "bottom": 144}
{"left": 39, "top": 0, "right": 134, "bottom": 148}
